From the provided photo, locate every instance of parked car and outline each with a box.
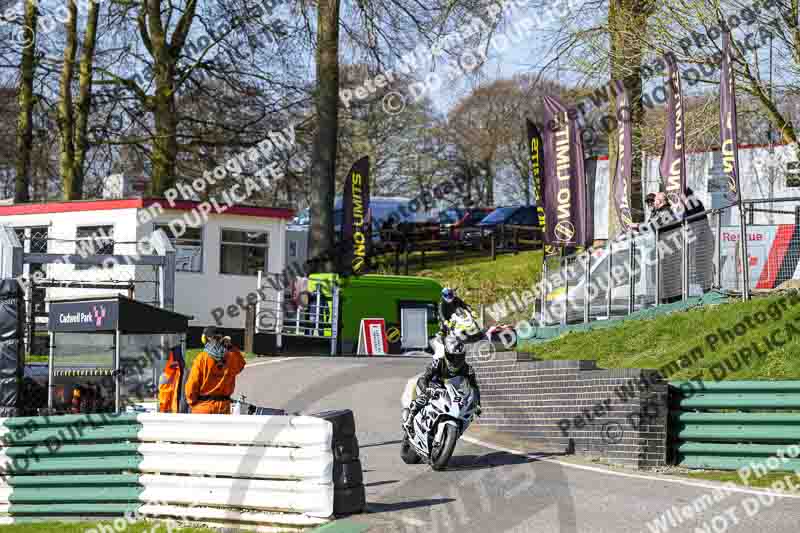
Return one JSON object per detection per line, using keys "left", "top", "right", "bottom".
{"left": 462, "top": 206, "right": 541, "bottom": 248}
{"left": 289, "top": 196, "right": 415, "bottom": 242}
{"left": 395, "top": 211, "right": 440, "bottom": 244}
{"left": 438, "top": 207, "right": 494, "bottom": 241}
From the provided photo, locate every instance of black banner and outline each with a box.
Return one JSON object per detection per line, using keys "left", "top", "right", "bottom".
{"left": 721, "top": 32, "right": 742, "bottom": 203}
{"left": 49, "top": 300, "right": 119, "bottom": 332}
{"left": 612, "top": 80, "right": 635, "bottom": 235}
{"left": 527, "top": 119, "right": 556, "bottom": 255}
{"left": 659, "top": 54, "right": 687, "bottom": 206}
{"left": 342, "top": 156, "right": 371, "bottom": 275}
{"left": 542, "top": 95, "right": 590, "bottom": 248}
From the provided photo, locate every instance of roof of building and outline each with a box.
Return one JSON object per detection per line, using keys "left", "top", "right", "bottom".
{"left": 0, "top": 198, "right": 295, "bottom": 219}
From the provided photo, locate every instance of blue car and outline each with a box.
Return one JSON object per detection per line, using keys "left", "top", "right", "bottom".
{"left": 462, "top": 206, "right": 541, "bottom": 248}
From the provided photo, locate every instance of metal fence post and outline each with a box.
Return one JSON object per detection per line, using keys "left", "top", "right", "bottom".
{"left": 276, "top": 286, "right": 283, "bottom": 350}
{"left": 47, "top": 332, "right": 54, "bottom": 409}
{"left": 655, "top": 227, "right": 661, "bottom": 306}
{"left": 330, "top": 284, "right": 340, "bottom": 356}
{"left": 314, "top": 285, "right": 322, "bottom": 337}
{"left": 606, "top": 244, "right": 613, "bottom": 318}
{"left": 584, "top": 252, "right": 591, "bottom": 324}
{"left": 682, "top": 218, "right": 689, "bottom": 302}
{"left": 628, "top": 240, "right": 635, "bottom": 315}
{"left": 541, "top": 259, "right": 548, "bottom": 325}
{"left": 561, "top": 257, "right": 568, "bottom": 327}
{"left": 714, "top": 211, "right": 722, "bottom": 289}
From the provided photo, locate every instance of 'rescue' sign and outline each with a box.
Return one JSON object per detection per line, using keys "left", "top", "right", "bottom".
{"left": 49, "top": 300, "right": 119, "bottom": 332}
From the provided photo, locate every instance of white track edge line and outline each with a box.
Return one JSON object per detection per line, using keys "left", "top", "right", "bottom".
{"left": 462, "top": 436, "right": 800, "bottom": 500}
{"left": 247, "top": 357, "right": 297, "bottom": 368}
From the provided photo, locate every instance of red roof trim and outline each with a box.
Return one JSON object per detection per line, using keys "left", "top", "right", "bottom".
{"left": 0, "top": 197, "right": 295, "bottom": 219}
{"left": 0, "top": 198, "right": 144, "bottom": 216}
{"left": 142, "top": 199, "right": 295, "bottom": 219}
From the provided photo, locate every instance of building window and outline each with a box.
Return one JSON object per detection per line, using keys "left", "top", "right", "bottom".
{"left": 14, "top": 227, "right": 48, "bottom": 314}
{"left": 289, "top": 240, "right": 298, "bottom": 258}
{"left": 75, "top": 225, "right": 114, "bottom": 270}
{"left": 154, "top": 225, "right": 203, "bottom": 272}
{"left": 787, "top": 161, "right": 800, "bottom": 188}
{"left": 220, "top": 229, "right": 268, "bottom": 276}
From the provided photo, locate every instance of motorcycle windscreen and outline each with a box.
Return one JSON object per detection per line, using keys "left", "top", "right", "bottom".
{"left": 444, "top": 376, "right": 472, "bottom": 397}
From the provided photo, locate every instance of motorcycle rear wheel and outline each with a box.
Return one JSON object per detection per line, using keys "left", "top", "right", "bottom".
{"left": 430, "top": 424, "right": 458, "bottom": 470}
{"left": 400, "top": 434, "right": 422, "bottom": 464}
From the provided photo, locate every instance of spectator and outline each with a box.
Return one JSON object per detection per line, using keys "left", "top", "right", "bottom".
{"left": 648, "top": 192, "right": 683, "bottom": 303}
{"left": 645, "top": 193, "right": 656, "bottom": 215}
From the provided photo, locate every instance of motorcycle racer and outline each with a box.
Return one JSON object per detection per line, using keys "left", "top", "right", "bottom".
{"left": 404, "top": 336, "right": 481, "bottom": 437}
{"left": 438, "top": 288, "right": 472, "bottom": 335}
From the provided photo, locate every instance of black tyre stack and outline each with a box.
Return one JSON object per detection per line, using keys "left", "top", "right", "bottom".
{"left": 311, "top": 409, "right": 366, "bottom": 515}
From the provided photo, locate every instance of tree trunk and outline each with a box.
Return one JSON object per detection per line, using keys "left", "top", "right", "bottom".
{"left": 142, "top": 0, "right": 196, "bottom": 196}
{"left": 151, "top": 70, "right": 179, "bottom": 195}
{"left": 608, "top": 0, "right": 648, "bottom": 236}
{"left": 483, "top": 159, "right": 494, "bottom": 205}
{"left": 308, "top": 0, "right": 340, "bottom": 273}
{"left": 71, "top": 0, "right": 100, "bottom": 199}
{"left": 58, "top": 0, "right": 78, "bottom": 200}
{"left": 14, "top": 0, "right": 38, "bottom": 203}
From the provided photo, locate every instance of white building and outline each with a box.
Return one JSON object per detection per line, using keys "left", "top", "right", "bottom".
{"left": 0, "top": 197, "right": 294, "bottom": 336}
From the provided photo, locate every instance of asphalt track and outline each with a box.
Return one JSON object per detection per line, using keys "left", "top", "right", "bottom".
{"left": 236, "top": 356, "right": 800, "bottom": 533}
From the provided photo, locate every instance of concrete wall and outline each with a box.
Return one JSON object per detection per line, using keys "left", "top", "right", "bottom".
{"left": 467, "top": 351, "right": 668, "bottom": 469}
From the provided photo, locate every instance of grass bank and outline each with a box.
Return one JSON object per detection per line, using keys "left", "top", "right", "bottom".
{"left": 523, "top": 292, "right": 800, "bottom": 380}
{"left": 380, "top": 249, "right": 543, "bottom": 324}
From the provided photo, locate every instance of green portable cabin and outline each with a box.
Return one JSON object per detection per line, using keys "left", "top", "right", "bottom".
{"left": 308, "top": 274, "right": 442, "bottom": 354}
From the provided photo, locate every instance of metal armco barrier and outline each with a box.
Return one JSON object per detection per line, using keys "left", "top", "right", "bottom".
{"left": 669, "top": 381, "right": 800, "bottom": 470}
{"left": 0, "top": 411, "right": 364, "bottom": 527}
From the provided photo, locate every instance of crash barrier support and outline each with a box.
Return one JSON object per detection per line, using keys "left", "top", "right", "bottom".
{"left": 0, "top": 410, "right": 365, "bottom": 527}
{"left": 467, "top": 352, "right": 669, "bottom": 469}
{"left": 0, "top": 280, "right": 23, "bottom": 418}
{"left": 669, "top": 380, "right": 800, "bottom": 471}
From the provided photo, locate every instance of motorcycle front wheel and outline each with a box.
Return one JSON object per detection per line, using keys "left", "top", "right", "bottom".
{"left": 430, "top": 424, "right": 458, "bottom": 471}
{"left": 400, "top": 434, "right": 422, "bottom": 464}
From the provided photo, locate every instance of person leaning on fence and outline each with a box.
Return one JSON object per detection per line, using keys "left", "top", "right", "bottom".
{"left": 185, "top": 326, "right": 246, "bottom": 414}
{"left": 646, "top": 192, "right": 684, "bottom": 303}
{"left": 680, "top": 188, "right": 714, "bottom": 293}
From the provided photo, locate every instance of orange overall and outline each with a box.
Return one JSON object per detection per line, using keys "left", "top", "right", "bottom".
{"left": 157, "top": 355, "right": 182, "bottom": 413}
{"left": 185, "top": 348, "right": 246, "bottom": 414}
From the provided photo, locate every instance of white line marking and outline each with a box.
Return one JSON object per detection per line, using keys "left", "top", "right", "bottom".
{"left": 246, "top": 357, "right": 297, "bottom": 368}
{"left": 462, "top": 436, "right": 800, "bottom": 500}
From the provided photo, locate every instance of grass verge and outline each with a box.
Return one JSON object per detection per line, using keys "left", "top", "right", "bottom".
{"left": 524, "top": 292, "right": 800, "bottom": 380}
{"left": 377, "top": 249, "right": 542, "bottom": 324}
{"left": 685, "top": 470, "right": 800, "bottom": 491}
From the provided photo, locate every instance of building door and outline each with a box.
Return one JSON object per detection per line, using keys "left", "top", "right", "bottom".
{"left": 400, "top": 307, "right": 428, "bottom": 350}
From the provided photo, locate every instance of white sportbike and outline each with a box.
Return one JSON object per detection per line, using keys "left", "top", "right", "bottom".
{"left": 400, "top": 372, "right": 479, "bottom": 470}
